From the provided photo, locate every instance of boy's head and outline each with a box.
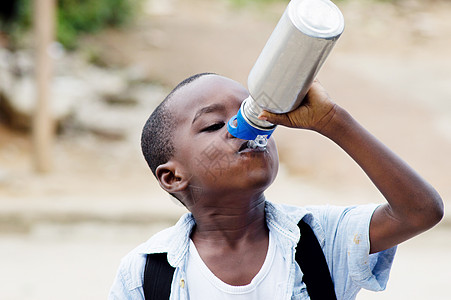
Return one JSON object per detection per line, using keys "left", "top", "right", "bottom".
{"left": 141, "top": 73, "right": 213, "bottom": 177}
{"left": 141, "top": 73, "right": 279, "bottom": 208}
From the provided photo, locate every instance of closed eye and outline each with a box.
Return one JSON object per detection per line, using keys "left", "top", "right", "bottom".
{"left": 201, "top": 122, "right": 225, "bottom": 132}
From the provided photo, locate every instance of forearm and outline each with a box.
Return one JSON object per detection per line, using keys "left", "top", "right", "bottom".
{"left": 259, "top": 80, "right": 444, "bottom": 251}
{"left": 319, "top": 105, "right": 443, "bottom": 251}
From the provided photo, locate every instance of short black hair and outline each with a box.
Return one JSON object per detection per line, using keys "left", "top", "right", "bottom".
{"left": 141, "top": 72, "right": 215, "bottom": 177}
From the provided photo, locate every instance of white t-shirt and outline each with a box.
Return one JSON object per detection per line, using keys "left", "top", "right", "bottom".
{"left": 186, "top": 231, "right": 289, "bottom": 299}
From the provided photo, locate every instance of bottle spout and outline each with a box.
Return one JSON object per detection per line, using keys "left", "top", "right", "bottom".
{"left": 247, "top": 135, "right": 268, "bottom": 150}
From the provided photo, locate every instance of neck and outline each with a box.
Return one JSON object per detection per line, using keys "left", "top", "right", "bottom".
{"left": 190, "top": 192, "right": 268, "bottom": 245}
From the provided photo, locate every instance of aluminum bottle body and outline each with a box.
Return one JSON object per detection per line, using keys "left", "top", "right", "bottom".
{"left": 242, "top": 0, "right": 344, "bottom": 131}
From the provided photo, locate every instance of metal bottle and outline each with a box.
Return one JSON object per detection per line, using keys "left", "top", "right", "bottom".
{"left": 227, "top": 0, "right": 345, "bottom": 145}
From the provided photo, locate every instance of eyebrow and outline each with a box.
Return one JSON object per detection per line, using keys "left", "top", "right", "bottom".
{"left": 192, "top": 103, "right": 227, "bottom": 124}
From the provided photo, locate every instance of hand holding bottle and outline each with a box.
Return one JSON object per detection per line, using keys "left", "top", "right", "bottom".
{"left": 258, "top": 80, "right": 337, "bottom": 133}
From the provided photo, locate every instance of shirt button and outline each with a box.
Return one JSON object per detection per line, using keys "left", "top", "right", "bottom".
{"left": 180, "top": 279, "right": 185, "bottom": 288}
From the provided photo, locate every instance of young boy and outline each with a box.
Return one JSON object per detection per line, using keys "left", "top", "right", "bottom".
{"left": 109, "top": 73, "right": 443, "bottom": 299}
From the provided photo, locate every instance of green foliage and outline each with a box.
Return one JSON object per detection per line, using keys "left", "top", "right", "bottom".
{"left": 0, "top": 0, "right": 32, "bottom": 45}
{"left": 0, "top": 0, "right": 139, "bottom": 49}
{"left": 56, "top": 0, "right": 137, "bottom": 49}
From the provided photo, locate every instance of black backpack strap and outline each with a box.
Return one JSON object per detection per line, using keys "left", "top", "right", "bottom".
{"left": 143, "top": 253, "right": 175, "bottom": 300}
{"left": 296, "top": 219, "right": 337, "bottom": 300}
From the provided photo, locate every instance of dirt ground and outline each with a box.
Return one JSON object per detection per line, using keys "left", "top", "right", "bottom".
{"left": 1, "top": 0, "right": 451, "bottom": 299}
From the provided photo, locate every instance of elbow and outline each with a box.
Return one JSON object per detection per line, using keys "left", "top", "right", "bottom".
{"left": 415, "top": 192, "right": 444, "bottom": 230}
{"left": 429, "top": 194, "right": 444, "bottom": 226}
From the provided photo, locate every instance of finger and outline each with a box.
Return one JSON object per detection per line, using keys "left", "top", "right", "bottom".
{"left": 258, "top": 110, "right": 291, "bottom": 127}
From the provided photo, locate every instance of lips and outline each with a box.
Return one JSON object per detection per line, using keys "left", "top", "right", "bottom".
{"left": 238, "top": 141, "right": 249, "bottom": 152}
{"left": 237, "top": 141, "right": 266, "bottom": 153}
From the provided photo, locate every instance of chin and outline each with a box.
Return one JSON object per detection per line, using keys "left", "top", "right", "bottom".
{"left": 243, "top": 165, "right": 278, "bottom": 191}
{"left": 200, "top": 151, "right": 279, "bottom": 193}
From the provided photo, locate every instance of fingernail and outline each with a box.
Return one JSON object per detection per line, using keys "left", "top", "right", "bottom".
{"left": 258, "top": 114, "right": 267, "bottom": 121}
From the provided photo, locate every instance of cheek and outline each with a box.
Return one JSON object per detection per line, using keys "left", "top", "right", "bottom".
{"left": 182, "top": 135, "right": 279, "bottom": 188}
{"left": 180, "top": 139, "right": 231, "bottom": 184}
{"left": 270, "top": 151, "right": 279, "bottom": 178}
{"left": 268, "top": 139, "right": 279, "bottom": 169}
{"left": 265, "top": 148, "right": 280, "bottom": 184}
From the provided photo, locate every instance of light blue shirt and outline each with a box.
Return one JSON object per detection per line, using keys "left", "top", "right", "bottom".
{"left": 109, "top": 201, "right": 396, "bottom": 300}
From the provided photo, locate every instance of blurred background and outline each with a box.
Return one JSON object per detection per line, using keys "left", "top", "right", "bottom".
{"left": 0, "top": 0, "right": 450, "bottom": 299}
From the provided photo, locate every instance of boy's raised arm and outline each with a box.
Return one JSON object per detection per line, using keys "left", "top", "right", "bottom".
{"left": 258, "top": 80, "right": 444, "bottom": 253}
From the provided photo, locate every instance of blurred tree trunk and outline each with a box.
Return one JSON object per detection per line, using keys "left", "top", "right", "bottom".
{"left": 33, "top": 0, "right": 56, "bottom": 173}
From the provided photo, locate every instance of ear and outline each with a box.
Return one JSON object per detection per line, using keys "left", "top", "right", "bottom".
{"left": 155, "top": 161, "right": 189, "bottom": 194}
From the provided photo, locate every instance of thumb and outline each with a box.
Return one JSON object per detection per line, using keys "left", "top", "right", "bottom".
{"left": 258, "top": 110, "right": 292, "bottom": 127}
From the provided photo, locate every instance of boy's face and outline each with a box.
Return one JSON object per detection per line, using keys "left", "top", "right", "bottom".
{"left": 168, "top": 75, "right": 279, "bottom": 198}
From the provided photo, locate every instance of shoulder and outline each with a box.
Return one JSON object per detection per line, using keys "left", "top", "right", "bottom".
{"left": 113, "top": 227, "right": 175, "bottom": 292}
{"left": 304, "top": 203, "right": 380, "bottom": 231}
{"left": 114, "top": 213, "right": 194, "bottom": 291}
{"left": 265, "top": 201, "right": 380, "bottom": 245}
{"left": 265, "top": 201, "right": 310, "bottom": 222}
{"left": 115, "top": 245, "right": 147, "bottom": 292}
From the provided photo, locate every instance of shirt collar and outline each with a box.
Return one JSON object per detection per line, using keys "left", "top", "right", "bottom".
{"left": 136, "top": 200, "right": 325, "bottom": 267}
{"left": 265, "top": 201, "right": 325, "bottom": 248}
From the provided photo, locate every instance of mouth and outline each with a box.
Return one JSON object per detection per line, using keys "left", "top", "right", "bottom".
{"left": 237, "top": 141, "right": 266, "bottom": 153}
{"left": 238, "top": 141, "right": 248, "bottom": 152}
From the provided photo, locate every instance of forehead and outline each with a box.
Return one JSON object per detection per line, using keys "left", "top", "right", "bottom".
{"left": 168, "top": 75, "right": 249, "bottom": 121}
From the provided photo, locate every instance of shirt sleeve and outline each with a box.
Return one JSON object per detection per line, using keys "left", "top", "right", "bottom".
{"left": 108, "top": 267, "right": 132, "bottom": 300}
{"left": 306, "top": 204, "right": 397, "bottom": 298}
{"left": 108, "top": 252, "right": 146, "bottom": 300}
